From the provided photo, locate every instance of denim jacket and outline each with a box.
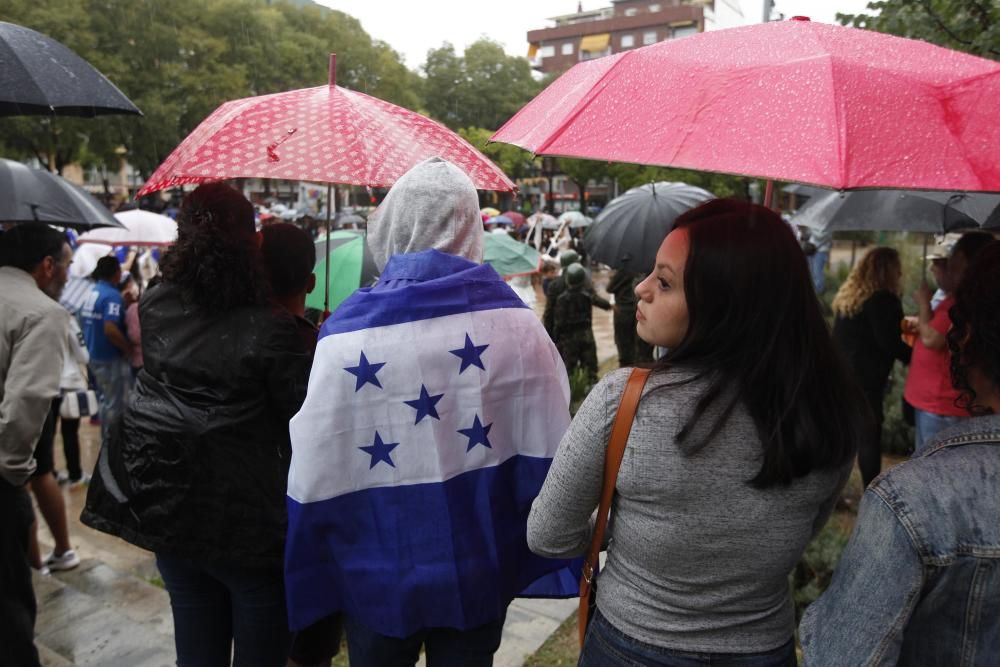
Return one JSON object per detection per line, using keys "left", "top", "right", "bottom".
{"left": 800, "top": 414, "right": 1000, "bottom": 666}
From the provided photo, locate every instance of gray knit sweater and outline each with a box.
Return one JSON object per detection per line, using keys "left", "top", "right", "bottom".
{"left": 528, "top": 367, "right": 849, "bottom": 653}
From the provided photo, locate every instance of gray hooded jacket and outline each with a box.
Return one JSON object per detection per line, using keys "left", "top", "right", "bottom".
{"left": 367, "top": 157, "right": 482, "bottom": 270}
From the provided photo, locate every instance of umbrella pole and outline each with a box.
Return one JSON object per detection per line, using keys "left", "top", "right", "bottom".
{"left": 922, "top": 233, "right": 929, "bottom": 282}
{"left": 763, "top": 180, "right": 775, "bottom": 210}
{"left": 324, "top": 183, "right": 333, "bottom": 320}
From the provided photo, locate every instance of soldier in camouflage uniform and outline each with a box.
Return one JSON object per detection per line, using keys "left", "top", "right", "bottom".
{"left": 544, "top": 250, "right": 611, "bottom": 339}
{"left": 553, "top": 263, "right": 599, "bottom": 383}
{"left": 607, "top": 269, "right": 654, "bottom": 366}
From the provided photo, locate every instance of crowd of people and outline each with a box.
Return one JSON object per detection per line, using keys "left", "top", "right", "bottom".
{"left": 1, "top": 157, "right": 999, "bottom": 667}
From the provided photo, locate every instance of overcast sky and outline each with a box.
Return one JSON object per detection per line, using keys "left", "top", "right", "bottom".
{"left": 316, "top": 0, "right": 876, "bottom": 69}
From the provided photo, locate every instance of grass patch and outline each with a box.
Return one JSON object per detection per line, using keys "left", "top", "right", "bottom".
{"left": 523, "top": 611, "right": 579, "bottom": 667}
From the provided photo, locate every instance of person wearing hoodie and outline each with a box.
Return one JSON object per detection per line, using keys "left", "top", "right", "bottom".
{"left": 285, "top": 158, "right": 579, "bottom": 667}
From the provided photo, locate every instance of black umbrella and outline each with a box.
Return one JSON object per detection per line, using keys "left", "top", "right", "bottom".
{"left": 792, "top": 190, "right": 1000, "bottom": 234}
{"left": 0, "top": 158, "right": 123, "bottom": 230}
{"left": 0, "top": 21, "right": 141, "bottom": 117}
{"left": 583, "top": 182, "right": 714, "bottom": 273}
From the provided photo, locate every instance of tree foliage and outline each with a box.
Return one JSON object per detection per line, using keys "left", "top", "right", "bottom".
{"left": 458, "top": 127, "right": 538, "bottom": 180}
{"left": 423, "top": 39, "right": 542, "bottom": 131}
{"left": 838, "top": 0, "right": 1000, "bottom": 59}
{"left": 0, "top": 0, "right": 420, "bottom": 175}
{"left": 607, "top": 163, "right": 749, "bottom": 199}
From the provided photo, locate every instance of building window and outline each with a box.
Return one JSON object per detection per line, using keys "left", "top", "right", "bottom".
{"left": 643, "top": 30, "right": 657, "bottom": 45}
{"left": 562, "top": 42, "right": 574, "bottom": 55}
{"left": 649, "top": 3, "right": 661, "bottom": 11}
{"left": 624, "top": 7, "right": 638, "bottom": 16}
{"left": 672, "top": 25, "right": 698, "bottom": 39}
{"left": 621, "top": 34, "right": 635, "bottom": 48}
{"left": 539, "top": 45, "right": 555, "bottom": 58}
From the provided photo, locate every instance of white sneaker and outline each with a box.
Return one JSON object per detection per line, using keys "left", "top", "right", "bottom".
{"left": 68, "top": 473, "right": 91, "bottom": 488}
{"left": 43, "top": 549, "right": 81, "bottom": 571}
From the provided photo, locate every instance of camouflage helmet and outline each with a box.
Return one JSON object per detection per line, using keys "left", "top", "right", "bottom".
{"left": 564, "top": 262, "right": 586, "bottom": 287}
{"left": 559, "top": 250, "right": 580, "bottom": 268}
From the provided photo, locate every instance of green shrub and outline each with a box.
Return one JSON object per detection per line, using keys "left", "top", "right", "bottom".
{"left": 792, "top": 517, "right": 852, "bottom": 622}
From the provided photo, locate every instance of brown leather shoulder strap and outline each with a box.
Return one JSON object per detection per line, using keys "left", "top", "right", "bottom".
{"left": 578, "top": 366, "right": 652, "bottom": 646}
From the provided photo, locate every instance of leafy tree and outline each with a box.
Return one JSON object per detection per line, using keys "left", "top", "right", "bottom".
{"left": 608, "top": 163, "right": 749, "bottom": 199}
{"left": 838, "top": 0, "right": 1000, "bottom": 59}
{"left": 556, "top": 158, "right": 610, "bottom": 208}
{"left": 0, "top": 0, "right": 421, "bottom": 177}
{"left": 423, "top": 39, "right": 542, "bottom": 131}
{"left": 458, "top": 127, "right": 538, "bottom": 180}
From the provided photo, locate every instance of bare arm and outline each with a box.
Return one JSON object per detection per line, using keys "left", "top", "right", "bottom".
{"left": 103, "top": 320, "right": 130, "bottom": 354}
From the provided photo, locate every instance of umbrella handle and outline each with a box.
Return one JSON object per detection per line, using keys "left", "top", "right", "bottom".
{"left": 325, "top": 183, "right": 333, "bottom": 315}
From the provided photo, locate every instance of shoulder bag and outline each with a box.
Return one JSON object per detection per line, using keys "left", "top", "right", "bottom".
{"left": 578, "top": 366, "right": 652, "bottom": 647}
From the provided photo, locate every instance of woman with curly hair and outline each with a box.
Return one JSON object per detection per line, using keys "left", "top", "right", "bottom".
{"left": 832, "top": 247, "right": 911, "bottom": 486}
{"left": 801, "top": 240, "right": 1000, "bottom": 665}
{"left": 82, "top": 183, "right": 312, "bottom": 666}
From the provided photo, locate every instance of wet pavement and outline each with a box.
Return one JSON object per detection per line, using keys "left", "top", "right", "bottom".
{"left": 32, "top": 274, "right": 621, "bottom": 666}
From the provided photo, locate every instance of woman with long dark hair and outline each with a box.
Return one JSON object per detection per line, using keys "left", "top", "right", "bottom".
{"left": 528, "top": 199, "right": 870, "bottom": 666}
{"left": 831, "top": 247, "right": 911, "bottom": 486}
{"left": 82, "top": 183, "right": 311, "bottom": 666}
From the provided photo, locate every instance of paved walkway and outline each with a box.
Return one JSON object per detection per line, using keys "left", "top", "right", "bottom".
{"left": 33, "top": 273, "right": 620, "bottom": 666}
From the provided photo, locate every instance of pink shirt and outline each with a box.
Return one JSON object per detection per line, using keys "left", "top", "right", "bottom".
{"left": 904, "top": 295, "right": 964, "bottom": 417}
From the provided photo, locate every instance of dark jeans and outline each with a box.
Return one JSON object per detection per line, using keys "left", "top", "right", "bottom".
{"left": 580, "top": 610, "right": 796, "bottom": 667}
{"left": 859, "top": 386, "right": 885, "bottom": 488}
{"left": 155, "top": 553, "right": 290, "bottom": 667}
{"left": 0, "top": 479, "right": 41, "bottom": 667}
{"left": 344, "top": 613, "right": 505, "bottom": 667}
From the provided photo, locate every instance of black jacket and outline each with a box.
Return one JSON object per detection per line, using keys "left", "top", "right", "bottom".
{"left": 832, "top": 290, "right": 912, "bottom": 399}
{"left": 82, "top": 282, "right": 311, "bottom": 568}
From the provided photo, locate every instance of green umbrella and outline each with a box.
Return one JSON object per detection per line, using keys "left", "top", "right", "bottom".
{"left": 482, "top": 232, "right": 541, "bottom": 277}
{"left": 305, "top": 230, "right": 378, "bottom": 312}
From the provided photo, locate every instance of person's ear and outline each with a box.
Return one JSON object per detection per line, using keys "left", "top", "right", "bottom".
{"left": 306, "top": 273, "right": 317, "bottom": 295}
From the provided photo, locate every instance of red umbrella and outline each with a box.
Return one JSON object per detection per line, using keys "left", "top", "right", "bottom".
{"left": 492, "top": 18, "right": 1000, "bottom": 195}
{"left": 500, "top": 210, "right": 526, "bottom": 227}
{"left": 138, "top": 56, "right": 514, "bottom": 195}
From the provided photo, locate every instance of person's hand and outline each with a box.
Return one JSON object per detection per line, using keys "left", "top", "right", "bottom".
{"left": 913, "top": 282, "right": 933, "bottom": 308}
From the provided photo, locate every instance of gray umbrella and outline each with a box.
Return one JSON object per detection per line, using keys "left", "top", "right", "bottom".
{"left": 583, "top": 182, "right": 714, "bottom": 273}
{"left": 792, "top": 190, "right": 1000, "bottom": 233}
{"left": 0, "top": 21, "right": 141, "bottom": 117}
{"left": 0, "top": 159, "right": 123, "bottom": 229}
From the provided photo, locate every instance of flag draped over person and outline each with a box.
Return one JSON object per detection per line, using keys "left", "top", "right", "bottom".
{"left": 285, "top": 158, "right": 579, "bottom": 638}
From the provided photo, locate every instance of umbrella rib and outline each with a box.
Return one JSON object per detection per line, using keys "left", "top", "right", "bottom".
{"left": 535, "top": 50, "right": 637, "bottom": 156}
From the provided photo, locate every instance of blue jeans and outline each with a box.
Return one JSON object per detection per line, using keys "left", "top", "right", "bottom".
{"left": 808, "top": 250, "right": 829, "bottom": 294}
{"left": 580, "top": 610, "right": 796, "bottom": 667}
{"left": 89, "top": 357, "right": 129, "bottom": 445}
{"left": 914, "top": 408, "right": 963, "bottom": 453}
{"left": 156, "top": 553, "right": 290, "bottom": 667}
{"left": 344, "top": 613, "right": 505, "bottom": 667}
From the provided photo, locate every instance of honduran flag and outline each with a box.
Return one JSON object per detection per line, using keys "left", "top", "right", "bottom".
{"left": 286, "top": 249, "right": 580, "bottom": 637}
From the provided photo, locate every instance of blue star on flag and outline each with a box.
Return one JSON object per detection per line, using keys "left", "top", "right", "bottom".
{"left": 359, "top": 431, "right": 399, "bottom": 469}
{"left": 404, "top": 385, "right": 444, "bottom": 424}
{"left": 344, "top": 351, "right": 386, "bottom": 391}
{"left": 458, "top": 414, "right": 493, "bottom": 451}
{"left": 449, "top": 333, "right": 489, "bottom": 374}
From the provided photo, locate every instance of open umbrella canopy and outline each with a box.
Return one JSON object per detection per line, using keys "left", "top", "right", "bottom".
{"left": 584, "top": 182, "right": 714, "bottom": 274}
{"left": 527, "top": 212, "right": 560, "bottom": 230}
{"left": 492, "top": 18, "right": 1000, "bottom": 193}
{"left": 793, "top": 190, "right": 1000, "bottom": 234}
{"left": 486, "top": 215, "right": 514, "bottom": 226}
{"left": 138, "top": 57, "right": 514, "bottom": 196}
{"left": 0, "top": 21, "right": 141, "bottom": 117}
{"left": 558, "top": 211, "right": 592, "bottom": 229}
{"left": 500, "top": 210, "right": 526, "bottom": 227}
{"left": 78, "top": 209, "right": 178, "bottom": 246}
{"left": 482, "top": 231, "right": 541, "bottom": 277}
{"left": 0, "top": 158, "right": 123, "bottom": 230}
{"left": 305, "top": 230, "right": 378, "bottom": 313}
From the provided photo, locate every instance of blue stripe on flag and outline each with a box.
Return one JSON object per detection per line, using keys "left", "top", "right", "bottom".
{"left": 285, "top": 455, "right": 581, "bottom": 635}
{"left": 319, "top": 251, "right": 528, "bottom": 339}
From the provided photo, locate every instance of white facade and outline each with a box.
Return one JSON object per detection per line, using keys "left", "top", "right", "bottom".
{"left": 701, "top": 0, "right": 776, "bottom": 30}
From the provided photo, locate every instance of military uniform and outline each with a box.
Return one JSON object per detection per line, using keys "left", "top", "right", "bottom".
{"left": 552, "top": 264, "right": 603, "bottom": 383}
{"left": 607, "top": 270, "right": 654, "bottom": 366}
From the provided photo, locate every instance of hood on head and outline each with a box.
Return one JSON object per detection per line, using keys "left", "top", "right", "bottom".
{"left": 367, "top": 157, "right": 483, "bottom": 271}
